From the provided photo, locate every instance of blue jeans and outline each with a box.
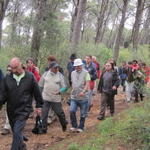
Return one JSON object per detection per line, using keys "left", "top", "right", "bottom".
{"left": 70, "top": 99, "right": 88, "bottom": 130}
{"left": 11, "top": 120, "right": 26, "bottom": 150}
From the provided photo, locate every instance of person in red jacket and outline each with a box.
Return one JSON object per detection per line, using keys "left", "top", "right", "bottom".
{"left": 26, "top": 58, "right": 40, "bottom": 82}
{"left": 131, "top": 60, "right": 139, "bottom": 72}
{"left": 141, "top": 63, "right": 150, "bottom": 83}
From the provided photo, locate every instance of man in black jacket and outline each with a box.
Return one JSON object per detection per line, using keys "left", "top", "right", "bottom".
{"left": 0, "top": 68, "right": 4, "bottom": 111}
{"left": 0, "top": 68, "right": 4, "bottom": 82}
{"left": 97, "top": 62, "right": 120, "bottom": 120}
{"left": 0, "top": 57, "right": 43, "bottom": 150}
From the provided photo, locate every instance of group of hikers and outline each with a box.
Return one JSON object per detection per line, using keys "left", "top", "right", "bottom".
{"left": 0, "top": 54, "right": 149, "bottom": 150}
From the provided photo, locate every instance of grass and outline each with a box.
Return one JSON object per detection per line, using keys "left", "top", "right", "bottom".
{"left": 49, "top": 97, "right": 150, "bottom": 150}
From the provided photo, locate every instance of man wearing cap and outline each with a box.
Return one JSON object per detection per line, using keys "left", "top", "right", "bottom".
{"left": 39, "top": 62, "right": 68, "bottom": 133}
{"left": 70, "top": 58, "right": 90, "bottom": 132}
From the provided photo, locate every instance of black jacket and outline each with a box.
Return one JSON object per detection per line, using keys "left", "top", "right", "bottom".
{"left": 0, "top": 69, "right": 4, "bottom": 82}
{"left": 0, "top": 71, "right": 43, "bottom": 120}
{"left": 126, "top": 67, "right": 136, "bottom": 82}
{"left": 97, "top": 70, "right": 120, "bottom": 95}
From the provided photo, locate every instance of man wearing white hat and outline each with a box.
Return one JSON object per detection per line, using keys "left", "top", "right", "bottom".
{"left": 70, "top": 58, "right": 90, "bottom": 132}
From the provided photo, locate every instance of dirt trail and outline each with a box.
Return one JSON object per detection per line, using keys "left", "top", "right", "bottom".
{"left": 0, "top": 89, "right": 130, "bottom": 150}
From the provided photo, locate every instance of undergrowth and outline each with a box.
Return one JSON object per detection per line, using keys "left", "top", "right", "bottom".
{"left": 65, "top": 98, "right": 150, "bottom": 150}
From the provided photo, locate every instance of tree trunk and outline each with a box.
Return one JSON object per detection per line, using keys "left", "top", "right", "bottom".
{"left": 140, "top": 6, "right": 150, "bottom": 44}
{"left": 70, "top": 0, "right": 87, "bottom": 54}
{"left": 131, "top": 0, "right": 145, "bottom": 50}
{"left": 70, "top": 0, "right": 79, "bottom": 42}
{"left": 10, "top": 0, "right": 21, "bottom": 45}
{"left": 100, "top": 0, "right": 113, "bottom": 43}
{"left": 0, "top": 0, "right": 9, "bottom": 49}
{"left": 106, "top": 9, "right": 120, "bottom": 48}
{"left": 95, "top": 0, "right": 109, "bottom": 44}
{"left": 113, "top": 0, "right": 129, "bottom": 61}
{"left": 25, "top": 9, "right": 34, "bottom": 45}
{"left": 31, "top": 0, "right": 47, "bottom": 64}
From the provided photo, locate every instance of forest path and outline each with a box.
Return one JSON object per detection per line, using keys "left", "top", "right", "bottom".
{"left": 0, "top": 88, "right": 130, "bottom": 150}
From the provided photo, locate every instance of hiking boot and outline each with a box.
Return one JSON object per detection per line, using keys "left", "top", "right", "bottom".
{"left": 62, "top": 121, "right": 68, "bottom": 132}
{"left": 97, "top": 116, "right": 105, "bottom": 121}
{"left": 70, "top": 127, "right": 77, "bottom": 132}
{"left": 77, "top": 128, "right": 83, "bottom": 133}
{"left": 1, "top": 129, "right": 10, "bottom": 135}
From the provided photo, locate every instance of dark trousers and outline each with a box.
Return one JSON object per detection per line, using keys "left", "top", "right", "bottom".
{"left": 121, "top": 79, "right": 126, "bottom": 91}
{"left": 99, "top": 92, "right": 115, "bottom": 118}
{"left": 10, "top": 120, "right": 26, "bottom": 150}
{"left": 68, "top": 73, "right": 72, "bottom": 86}
{"left": 42, "top": 101, "right": 67, "bottom": 131}
{"left": 134, "top": 90, "right": 144, "bottom": 102}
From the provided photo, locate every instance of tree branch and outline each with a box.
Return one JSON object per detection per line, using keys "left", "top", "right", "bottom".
{"left": 72, "top": 0, "right": 77, "bottom": 7}
{"left": 114, "top": 0, "right": 122, "bottom": 12}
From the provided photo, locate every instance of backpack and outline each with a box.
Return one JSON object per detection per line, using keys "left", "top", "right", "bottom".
{"left": 32, "top": 115, "right": 43, "bottom": 134}
{"left": 90, "top": 72, "right": 97, "bottom": 80}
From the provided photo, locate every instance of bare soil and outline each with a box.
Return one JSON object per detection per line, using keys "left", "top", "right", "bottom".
{"left": 0, "top": 89, "right": 130, "bottom": 150}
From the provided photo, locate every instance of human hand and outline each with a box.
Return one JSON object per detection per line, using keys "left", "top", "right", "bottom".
{"left": 51, "top": 91, "right": 60, "bottom": 95}
{"left": 79, "top": 91, "right": 85, "bottom": 96}
{"left": 112, "top": 86, "right": 117, "bottom": 90}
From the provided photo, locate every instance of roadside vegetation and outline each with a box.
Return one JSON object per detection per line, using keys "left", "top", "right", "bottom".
{"left": 0, "top": 44, "right": 150, "bottom": 74}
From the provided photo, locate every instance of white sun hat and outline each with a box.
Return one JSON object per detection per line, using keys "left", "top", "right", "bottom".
{"left": 73, "top": 58, "right": 83, "bottom": 66}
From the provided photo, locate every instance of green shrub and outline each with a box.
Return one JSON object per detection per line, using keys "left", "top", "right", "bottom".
{"left": 1, "top": 42, "right": 149, "bottom": 75}
{"left": 118, "top": 48, "right": 132, "bottom": 64}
